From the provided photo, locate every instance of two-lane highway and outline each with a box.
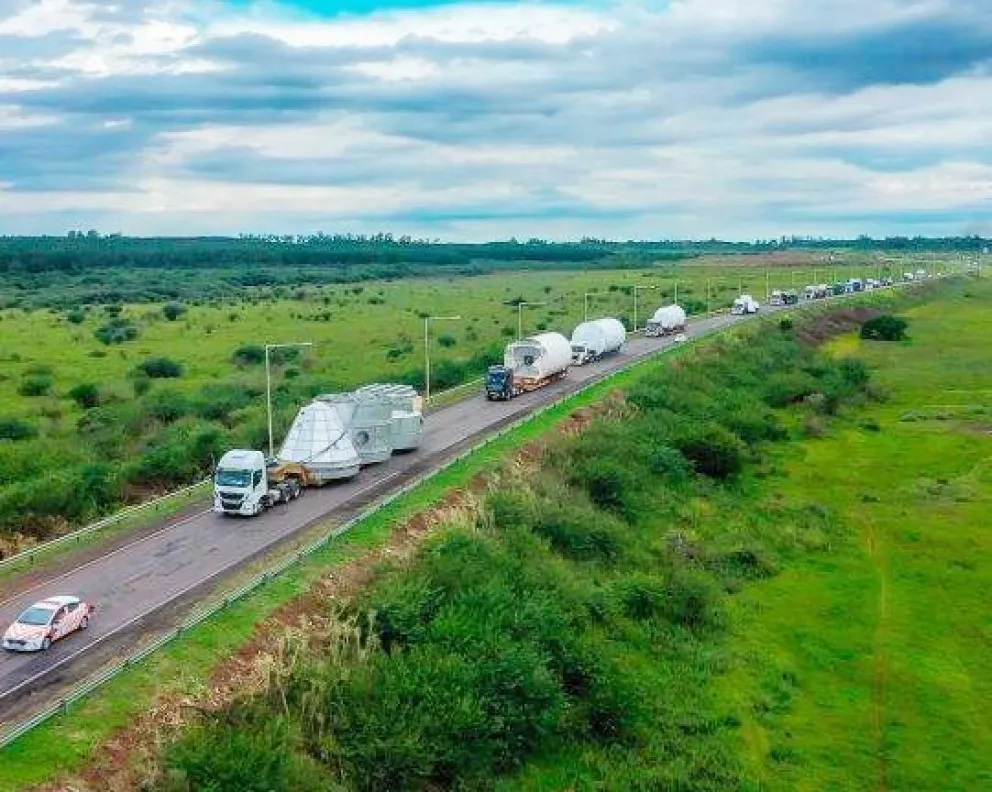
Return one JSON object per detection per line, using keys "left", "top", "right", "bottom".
{"left": 0, "top": 300, "right": 853, "bottom": 715}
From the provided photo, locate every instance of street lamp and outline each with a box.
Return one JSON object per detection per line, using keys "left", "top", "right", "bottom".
{"left": 424, "top": 314, "right": 461, "bottom": 407}
{"left": 632, "top": 285, "right": 657, "bottom": 332}
{"left": 583, "top": 291, "right": 608, "bottom": 322}
{"left": 517, "top": 301, "right": 546, "bottom": 340}
{"left": 265, "top": 341, "right": 313, "bottom": 459}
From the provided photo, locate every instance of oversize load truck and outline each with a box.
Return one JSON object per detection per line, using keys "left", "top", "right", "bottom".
{"left": 486, "top": 332, "right": 572, "bottom": 400}
{"left": 645, "top": 304, "right": 686, "bottom": 337}
{"left": 214, "top": 383, "right": 422, "bottom": 517}
{"left": 569, "top": 317, "right": 626, "bottom": 365}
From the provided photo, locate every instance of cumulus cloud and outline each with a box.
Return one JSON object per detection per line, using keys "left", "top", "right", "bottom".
{"left": 0, "top": 0, "right": 990, "bottom": 238}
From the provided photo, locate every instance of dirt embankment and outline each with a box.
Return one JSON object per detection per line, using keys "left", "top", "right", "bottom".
{"left": 795, "top": 307, "right": 883, "bottom": 346}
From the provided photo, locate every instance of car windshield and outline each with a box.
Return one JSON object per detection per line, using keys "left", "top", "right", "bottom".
{"left": 216, "top": 468, "right": 252, "bottom": 487}
{"left": 17, "top": 606, "right": 55, "bottom": 626}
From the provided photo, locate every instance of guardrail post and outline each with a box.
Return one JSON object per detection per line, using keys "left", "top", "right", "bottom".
{"left": 61, "top": 699, "right": 68, "bottom": 716}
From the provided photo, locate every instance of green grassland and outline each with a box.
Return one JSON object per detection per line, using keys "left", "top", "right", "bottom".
{"left": 721, "top": 276, "right": 992, "bottom": 790}
{"left": 0, "top": 257, "right": 914, "bottom": 542}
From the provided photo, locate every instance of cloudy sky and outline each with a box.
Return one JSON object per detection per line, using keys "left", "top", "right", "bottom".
{"left": 0, "top": 0, "right": 990, "bottom": 240}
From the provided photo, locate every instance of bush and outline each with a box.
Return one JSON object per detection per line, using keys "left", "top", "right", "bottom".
{"left": 18, "top": 375, "right": 53, "bottom": 397}
{"left": 860, "top": 314, "right": 908, "bottom": 341}
{"left": 66, "top": 308, "right": 86, "bottom": 324}
{"left": 68, "top": 382, "right": 101, "bottom": 409}
{"left": 0, "top": 418, "right": 37, "bottom": 441}
{"left": 137, "top": 356, "right": 184, "bottom": 379}
{"left": 673, "top": 424, "right": 746, "bottom": 480}
{"left": 233, "top": 344, "right": 266, "bottom": 365}
{"left": 94, "top": 317, "right": 139, "bottom": 344}
{"left": 162, "top": 301, "right": 187, "bottom": 321}
{"left": 437, "top": 334, "right": 457, "bottom": 348}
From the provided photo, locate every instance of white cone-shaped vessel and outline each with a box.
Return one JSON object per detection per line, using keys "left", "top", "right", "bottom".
{"left": 277, "top": 401, "right": 360, "bottom": 482}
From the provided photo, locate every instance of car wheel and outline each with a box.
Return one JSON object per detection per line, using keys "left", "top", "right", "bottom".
{"left": 80, "top": 616, "right": 89, "bottom": 631}
{"left": 41, "top": 637, "right": 51, "bottom": 651}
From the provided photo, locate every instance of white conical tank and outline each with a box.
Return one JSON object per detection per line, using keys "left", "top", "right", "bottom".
{"left": 277, "top": 401, "right": 360, "bottom": 481}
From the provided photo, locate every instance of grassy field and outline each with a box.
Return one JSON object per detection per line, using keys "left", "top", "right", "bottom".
{"left": 1, "top": 255, "right": 933, "bottom": 541}
{"left": 721, "top": 276, "right": 992, "bottom": 790}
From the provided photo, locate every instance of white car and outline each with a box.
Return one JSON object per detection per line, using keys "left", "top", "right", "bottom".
{"left": 2, "top": 595, "right": 95, "bottom": 652}
{"left": 673, "top": 333, "right": 687, "bottom": 344}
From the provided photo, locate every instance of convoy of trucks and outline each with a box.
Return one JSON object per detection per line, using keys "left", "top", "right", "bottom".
{"left": 216, "top": 275, "right": 888, "bottom": 509}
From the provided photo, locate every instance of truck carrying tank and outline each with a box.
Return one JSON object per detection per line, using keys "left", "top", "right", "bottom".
{"left": 731, "top": 294, "right": 760, "bottom": 315}
{"left": 645, "top": 304, "right": 687, "bottom": 337}
{"left": 569, "top": 317, "right": 626, "bottom": 365}
{"left": 504, "top": 332, "right": 572, "bottom": 386}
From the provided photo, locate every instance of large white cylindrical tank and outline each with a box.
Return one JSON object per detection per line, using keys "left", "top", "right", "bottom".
{"left": 504, "top": 332, "right": 572, "bottom": 380}
{"left": 650, "top": 304, "right": 687, "bottom": 330}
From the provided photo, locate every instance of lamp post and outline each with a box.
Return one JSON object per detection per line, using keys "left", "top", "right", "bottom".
{"left": 265, "top": 341, "right": 313, "bottom": 459}
{"left": 583, "top": 291, "right": 608, "bottom": 323}
{"left": 424, "top": 315, "right": 461, "bottom": 407}
{"left": 632, "top": 285, "right": 657, "bottom": 332}
{"left": 517, "top": 301, "right": 546, "bottom": 340}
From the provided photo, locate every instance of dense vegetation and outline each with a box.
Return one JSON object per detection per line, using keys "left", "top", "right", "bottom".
{"left": 152, "top": 307, "right": 887, "bottom": 791}
{"left": 0, "top": 233, "right": 982, "bottom": 309}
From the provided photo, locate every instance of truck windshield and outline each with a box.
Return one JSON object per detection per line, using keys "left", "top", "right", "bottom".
{"left": 215, "top": 469, "right": 252, "bottom": 487}
{"left": 17, "top": 607, "right": 55, "bottom": 626}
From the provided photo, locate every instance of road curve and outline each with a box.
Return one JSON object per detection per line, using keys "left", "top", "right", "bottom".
{"left": 0, "top": 295, "right": 885, "bottom": 717}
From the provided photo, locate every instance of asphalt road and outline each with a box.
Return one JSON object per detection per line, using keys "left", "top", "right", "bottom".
{"left": 0, "top": 295, "right": 881, "bottom": 714}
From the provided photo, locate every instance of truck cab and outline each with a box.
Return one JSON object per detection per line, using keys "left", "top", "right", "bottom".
{"left": 485, "top": 365, "right": 515, "bottom": 400}
{"left": 213, "top": 449, "right": 302, "bottom": 517}
{"left": 214, "top": 449, "right": 268, "bottom": 516}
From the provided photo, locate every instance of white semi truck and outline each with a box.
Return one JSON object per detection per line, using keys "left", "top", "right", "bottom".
{"left": 731, "top": 294, "right": 760, "bottom": 315}
{"left": 213, "top": 383, "right": 423, "bottom": 517}
{"left": 569, "top": 318, "right": 626, "bottom": 365}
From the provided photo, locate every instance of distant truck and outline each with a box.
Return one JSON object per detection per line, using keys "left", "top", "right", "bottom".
{"left": 570, "top": 318, "right": 626, "bottom": 365}
{"left": 214, "top": 383, "right": 422, "bottom": 517}
{"left": 645, "top": 304, "right": 687, "bottom": 337}
{"left": 486, "top": 332, "right": 572, "bottom": 400}
{"left": 731, "top": 294, "right": 760, "bottom": 315}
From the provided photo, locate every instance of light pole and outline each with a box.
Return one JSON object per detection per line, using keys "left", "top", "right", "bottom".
{"left": 632, "top": 285, "right": 657, "bottom": 332}
{"left": 583, "top": 291, "right": 608, "bottom": 322}
{"left": 517, "top": 301, "right": 546, "bottom": 340}
{"left": 265, "top": 341, "right": 313, "bottom": 459}
{"left": 424, "top": 314, "right": 461, "bottom": 407}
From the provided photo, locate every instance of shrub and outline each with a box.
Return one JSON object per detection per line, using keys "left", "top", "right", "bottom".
{"left": 143, "top": 389, "right": 190, "bottom": 424}
{"left": 233, "top": 344, "right": 265, "bottom": 365}
{"left": 94, "top": 317, "right": 139, "bottom": 344}
{"left": 437, "top": 334, "right": 457, "bottom": 348}
{"left": 18, "top": 375, "right": 53, "bottom": 397}
{"left": 673, "top": 424, "right": 746, "bottom": 480}
{"left": 137, "top": 356, "right": 184, "bottom": 379}
{"left": 0, "top": 418, "right": 37, "bottom": 441}
{"left": 66, "top": 309, "right": 86, "bottom": 324}
{"left": 162, "top": 301, "right": 187, "bottom": 321}
{"left": 860, "top": 314, "right": 908, "bottom": 341}
{"left": 68, "top": 382, "right": 101, "bottom": 409}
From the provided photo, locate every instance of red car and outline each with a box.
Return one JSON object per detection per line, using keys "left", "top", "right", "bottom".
{"left": 2, "top": 595, "right": 95, "bottom": 652}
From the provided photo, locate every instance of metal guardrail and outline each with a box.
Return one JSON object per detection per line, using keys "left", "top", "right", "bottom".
{"left": 0, "top": 276, "right": 949, "bottom": 749}
{"left": 0, "top": 479, "right": 211, "bottom": 573}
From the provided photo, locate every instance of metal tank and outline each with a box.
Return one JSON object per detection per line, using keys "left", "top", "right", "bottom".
{"left": 504, "top": 332, "right": 572, "bottom": 384}
{"left": 276, "top": 401, "right": 361, "bottom": 482}
{"left": 645, "top": 304, "right": 687, "bottom": 337}
{"left": 570, "top": 318, "right": 626, "bottom": 364}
